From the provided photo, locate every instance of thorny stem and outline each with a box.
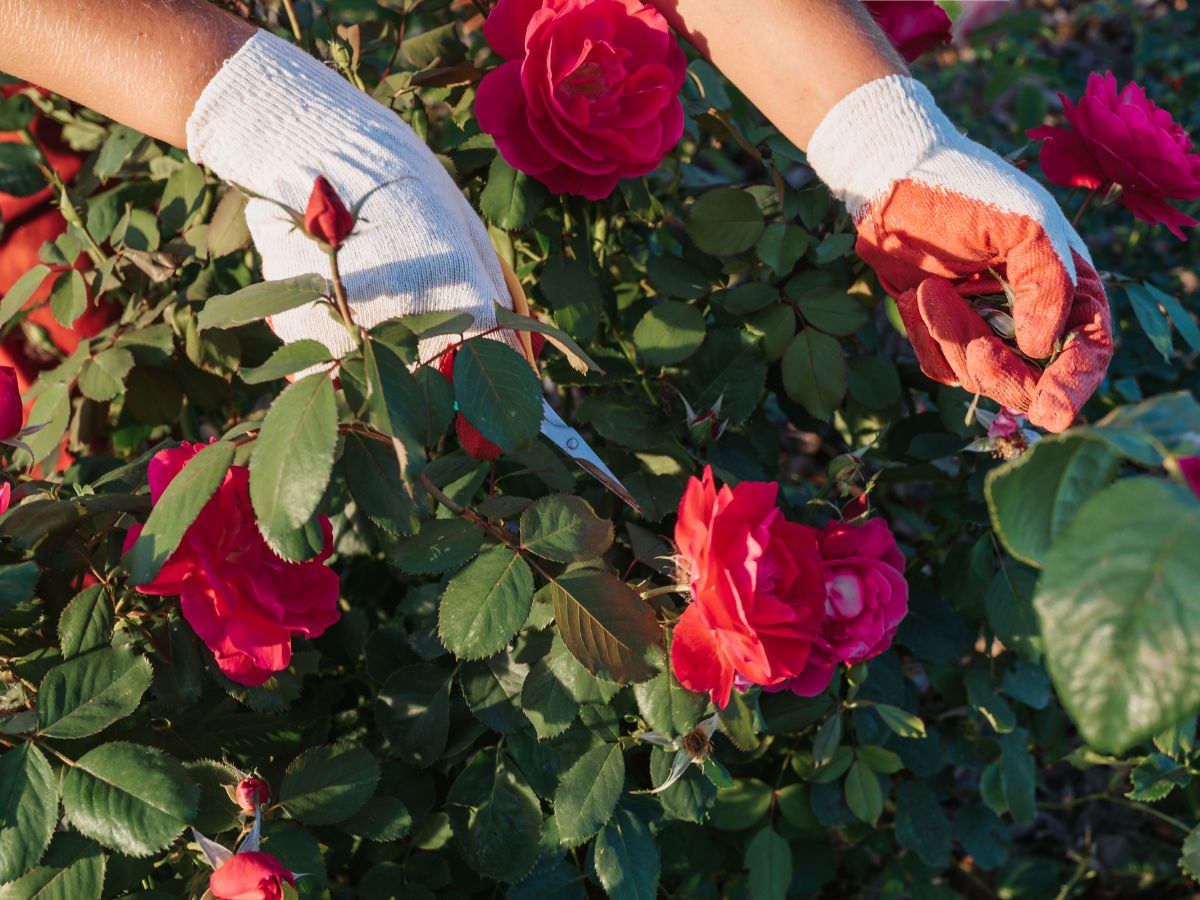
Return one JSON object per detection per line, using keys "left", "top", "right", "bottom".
{"left": 326, "top": 249, "right": 358, "bottom": 338}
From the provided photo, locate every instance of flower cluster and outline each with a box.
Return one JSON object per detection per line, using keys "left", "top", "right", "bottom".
{"left": 669, "top": 467, "right": 908, "bottom": 705}
{"left": 125, "top": 442, "right": 341, "bottom": 686}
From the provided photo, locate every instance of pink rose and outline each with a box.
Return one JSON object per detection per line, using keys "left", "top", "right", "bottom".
{"left": 124, "top": 442, "right": 340, "bottom": 686}
{"left": 0, "top": 366, "right": 21, "bottom": 441}
{"left": 209, "top": 851, "right": 295, "bottom": 900}
{"left": 779, "top": 518, "right": 908, "bottom": 697}
{"left": 863, "top": 1, "right": 951, "bottom": 62}
{"left": 670, "top": 467, "right": 826, "bottom": 707}
{"left": 476, "top": 0, "right": 687, "bottom": 200}
{"left": 1027, "top": 72, "right": 1200, "bottom": 239}
{"left": 987, "top": 408, "right": 1023, "bottom": 441}
{"left": 235, "top": 776, "right": 270, "bottom": 814}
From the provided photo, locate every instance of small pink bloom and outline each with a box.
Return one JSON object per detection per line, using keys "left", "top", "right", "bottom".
{"left": 1179, "top": 456, "right": 1200, "bottom": 498}
{"left": 987, "top": 408, "right": 1023, "bottom": 441}
{"left": 669, "top": 467, "right": 826, "bottom": 708}
{"left": 476, "top": 0, "right": 687, "bottom": 200}
{"left": 124, "top": 443, "right": 340, "bottom": 686}
{"left": 235, "top": 777, "right": 270, "bottom": 814}
{"left": 209, "top": 851, "right": 295, "bottom": 900}
{"left": 863, "top": 1, "right": 951, "bottom": 62}
{"left": 0, "top": 366, "right": 23, "bottom": 441}
{"left": 777, "top": 518, "right": 908, "bottom": 698}
{"left": 1027, "top": 72, "right": 1200, "bottom": 239}
{"left": 304, "top": 175, "right": 354, "bottom": 248}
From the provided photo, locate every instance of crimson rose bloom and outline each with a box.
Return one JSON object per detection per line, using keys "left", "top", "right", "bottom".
{"left": 235, "top": 777, "right": 270, "bottom": 814}
{"left": 210, "top": 851, "right": 295, "bottom": 900}
{"left": 124, "top": 443, "right": 340, "bottom": 686}
{"left": 0, "top": 366, "right": 21, "bottom": 441}
{"left": 863, "top": 1, "right": 951, "bottom": 62}
{"left": 670, "top": 467, "right": 826, "bottom": 707}
{"left": 1027, "top": 72, "right": 1200, "bottom": 239}
{"left": 1179, "top": 457, "right": 1200, "bottom": 499}
{"left": 304, "top": 175, "right": 354, "bottom": 248}
{"left": 476, "top": 0, "right": 687, "bottom": 200}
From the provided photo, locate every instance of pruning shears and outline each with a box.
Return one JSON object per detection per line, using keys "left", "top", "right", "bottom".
{"left": 497, "top": 254, "right": 642, "bottom": 516}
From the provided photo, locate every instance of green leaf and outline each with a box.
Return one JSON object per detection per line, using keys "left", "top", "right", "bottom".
{"left": 340, "top": 795, "right": 412, "bottom": 842}
{"left": 685, "top": 188, "right": 764, "bottom": 256}
{"left": 520, "top": 659, "right": 579, "bottom": 740}
{"left": 786, "top": 279, "right": 868, "bottom": 336}
{"left": 844, "top": 759, "right": 884, "bottom": 825}
{"left": 0, "top": 832, "right": 104, "bottom": 900}
{"left": 986, "top": 563, "right": 1042, "bottom": 660}
{"left": 593, "top": 807, "right": 660, "bottom": 900}
{"left": 508, "top": 857, "right": 585, "bottom": 900}
{"left": 548, "top": 570, "right": 662, "bottom": 683}
{"left": 93, "top": 125, "right": 142, "bottom": 179}
{"left": 0, "top": 264, "right": 50, "bottom": 330}
{"left": 343, "top": 432, "right": 420, "bottom": 536}
{"left": 520, "top": 494, "right": 613, "bottom": 563}
{"left": 360, "top": 339, "right": 426, "bottom": 449}
{"left": 438, "top": 546, "right": 534, "bottom": 659}
{"left": 540, "top": 254, "right": 603, "bottom": 341}
{"left": 49, "top": 270, "right": 87, "bottom": 329}
{"left": 0, "top": 561, "right": 39, "bottom": 606}
{"left": 197, "top": 274, "right": 328, "bottom": 331}
{"left": 37, "top": 647, "right": 152, "bottom": 739}
{"left": 1087, "top": 392, "right": 1200, "bottom": 465}
{"left": 461, "top": 651, "right": 530, "bottom": 734}
{"left": 453, "top": 338, "right": 542, "bottom": 452}
{"left": 249, "top": 372, "right": 337, "bottom": 543}
{"left": 240, "top": 340, "right": 333, "bottom": 384}
{"left": 23, "top": 382, "right": 71, "bottom": 465}
{"left": 873, "top": 704, "right": 926, "bottom": 739}
{"left": 446, "top": 748, "right": 541, "bottom": 883}
{"left": 756, "top": 222, "right": 809, "bottom": 275}
{"left": 376, "top": 664, "right": 452, "bottom": 767}
{"left": 58, "top": 585, "right": 113, "bottom": 658}
{"left": 711, "top": 778, "right": 773, "bottom": 830}
{"left": 61, "top": 742, "right": 197, "bottom": 856}
{"left": 1138, "top": 282, "right": 1200, "bottom": 354}
{"left": 632, "top": 668, "right": 708, "bottom": 737}
{"left": 712, "top": 283, "right": 777, "bottom": 315}
{"left": 553, "top": 742, "right": 624, "bottom": 846}
{"left": 183, "top": 759, "right": 241, "bottom": 836}
{"left": 206, "top": 188, "right": 252, "bottom": 257}
{"left": 1181, "top": 825, "right": 1200, "bottom": 880}
{"left": 633, "top": 302, "right": 706, "bottom": 366}
{"left": 0, "top": 744, "right": 57, "bottom": 883}
{"left": 847, "top": 355, "right": 901, "bottom": 410}
{"left": 744, "top": 827, "right": 791, "bottom": 900}
{"left": 0, "top": 142, "right": 44, "bottom": 196}
{"left": 125, "top": 440, "right": 234, "bottom": 585}
{"left": 77, "top": 348, "right": 134, "bottom": 402}
{"left": 279, "top": 744, "right": 381, "bottom": 826}
{"left": 391, "top": 519, "right": 484, "bottom": 574}
{"left": 158, "top": 159, "right": 206, "bottom": 235}
{"left": 480, "top": 155, "right": 547, "bottom": 230}
{"left": 1126, "top": 283, "right": 1174, "bottom": 360}
{"left": 1035, "top": 478, "right": 1200, "bottom": 752}
{"left": 986, "top": 434, "right": 1119, "bottom": 568}
{"left": 678, "top": 328, "right": 768, "bottom": 423}
{"left": 894, "top": 780, "right": 952, "bottom": 868}
{"left": 747, "top": 305, "right": 796, "bottom": 363}
{"left": 647, "top": 256, "right": 709, "bottom": 301}
{"left": 999, "top": 729, "right": 1037, "bottom": 824}
{"left": 782, "top": 328, "right": 846, "bottom": 420}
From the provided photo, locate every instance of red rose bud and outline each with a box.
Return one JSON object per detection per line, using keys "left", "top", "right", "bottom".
{"left": 0, "top": 366, "right": 23, "bottom": 442}
{"left": 235, "top": 777, "right": 270, "bottom": 814}
{"left": 676, "top": 389, "right": 725, "bottom": 447}
{"left": 209, "top": 851, "right": 295, "bottom": 900}
{"left": 304, "top": 175, "right": 354, "bottom": 248}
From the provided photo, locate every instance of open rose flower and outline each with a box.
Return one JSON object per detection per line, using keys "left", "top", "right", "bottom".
{"left": 476, "top": 0, "right": 687, "bottom": 199}
{"left": 1027, "top": 72, "right": 1200, "bottom": 239}
{"left": 778, "top": 518, "right": 908, "bottom": 697}
{"left": 124, "top": 442, "right": 340, "bottom": 686}
{"left": 210, "top": 852, "right": 295, "bottom": 900}
{"left": 670, "top": 467, "right": 826, "bottom": 707}
{"left": 864, "top": 1, "right": 951, "bottom": 62}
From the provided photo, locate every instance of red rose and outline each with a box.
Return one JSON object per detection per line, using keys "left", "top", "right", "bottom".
{"left": 1027, "top": 72, "right": 1200, "bottom": 240}
{"left": 1179, "top": 457, "right": 1200, "bottom": 499}
{"left": 669, "top": 467, "right": 826, "bottom": 707}
{"left": 863, "top": 1, "right": 951, "bottom": 62}
{"left": 776, "top": 518, "right": 908, "bottom": 697}
{"left": 0, "top": 366, "right": 22, "bottom": 442}
{"left": 476, "top": 0, "right": 687, "bottom": 200}
{"left": 124, "top": 442, "right": 341, "bottom": 686}
{"left": 235, "top": 777, "right": 270, "bottom": 813}
{"left": 304, "top": 175, "right": 354, "bottom": 248}
{"left": 209, "top": 851, "right": 295, "bottom": 900}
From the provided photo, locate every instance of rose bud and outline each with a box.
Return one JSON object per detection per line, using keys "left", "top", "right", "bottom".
{"left": 304, "top": 175, "right": 354, "bottom": 248}
{"left": 235, "top": 777, "right": 270, "bottom": 814}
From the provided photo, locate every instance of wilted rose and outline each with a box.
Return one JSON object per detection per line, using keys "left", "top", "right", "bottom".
{"left": 670, "top": 467, "right": 826, "bottom": 707}
{"left": 778, "top": 518, "right": 908, "bottom": 697}
{"left": 304, "top": 175, "right": 354, "bottom": 248}
{"left": 209, "top": 851, "right": 295, "bottom": 900}
{"left": 863, "top": 1, "right": 951, "bottom": 62}
{"left": 1027, "top": 72, "right": 1200, "bottom": 239}
{"left": 476, "top": 0, "right": 687, "bottom": 200}
{"left": 124, "top": 442, "right": 341, "bottom": 686}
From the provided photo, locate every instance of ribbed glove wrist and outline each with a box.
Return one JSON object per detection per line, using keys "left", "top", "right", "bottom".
{"left": 186, "top": 30, "right": 510, "bottom": 360}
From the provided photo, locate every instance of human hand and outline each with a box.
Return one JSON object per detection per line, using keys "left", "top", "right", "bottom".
{"left": 185, "top": 31, "right": 512, "bottom": 363}
{"left": 806, "top": 75, "right": 1113, "bottom": 432}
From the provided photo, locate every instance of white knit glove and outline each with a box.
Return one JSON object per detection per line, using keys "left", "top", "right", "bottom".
{"left": 186, "top": 30, "right": 510, "bottom": 361}
{"left": 806, "top": 75, "right": 1112, "bottom": 432}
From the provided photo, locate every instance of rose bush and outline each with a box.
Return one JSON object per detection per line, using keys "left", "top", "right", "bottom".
{"left": 3, "top": 2, "right": 1200, "bottom": 899}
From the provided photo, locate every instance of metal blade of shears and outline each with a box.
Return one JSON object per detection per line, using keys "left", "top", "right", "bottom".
{"left": 539, "top": 399, "right": 642, "bottom": 515}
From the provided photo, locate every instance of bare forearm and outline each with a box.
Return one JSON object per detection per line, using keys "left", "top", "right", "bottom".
{"left": 0, "top": 0, "right": 253, "bottom": 148}
{"left": 650, "top": 0, "right": 905, "bottom": 150}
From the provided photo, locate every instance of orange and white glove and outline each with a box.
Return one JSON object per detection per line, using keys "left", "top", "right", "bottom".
{"left": 807, "top": 75, "right": 1112, "bottom": 432}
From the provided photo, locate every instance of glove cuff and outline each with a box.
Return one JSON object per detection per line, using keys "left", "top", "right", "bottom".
{"left": 806, "top": 75, "right": 960, "bottom": 219}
